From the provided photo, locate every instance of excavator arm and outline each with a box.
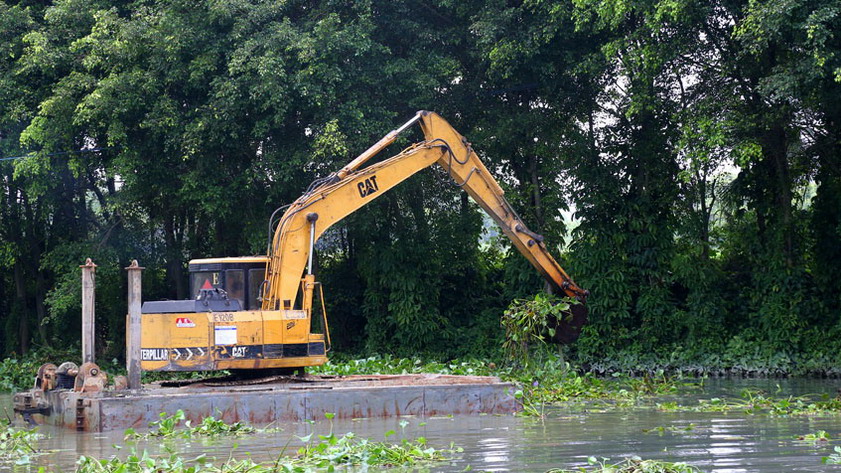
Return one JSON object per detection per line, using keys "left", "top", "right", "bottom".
{"left": 263, "top": 111, "right": 588, "bottom": 342}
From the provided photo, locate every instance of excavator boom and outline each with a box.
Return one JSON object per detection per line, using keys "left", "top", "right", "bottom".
{"left": 263, "top": 111, "right": 587, "bottom": 340}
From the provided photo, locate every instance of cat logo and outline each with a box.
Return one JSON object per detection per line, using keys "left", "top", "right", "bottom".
{"left": 231, "top": 346, "right": 248, "bottom": 358}
{"left": 357, "top": 175, "right": 379, "bottom": 198}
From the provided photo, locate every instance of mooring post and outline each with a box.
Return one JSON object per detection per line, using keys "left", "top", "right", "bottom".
{"left": 125, "top": 260, "right": 144, "bottom": 390}
{"left": 80, "top": 258, "right": 97, "bottom": 364}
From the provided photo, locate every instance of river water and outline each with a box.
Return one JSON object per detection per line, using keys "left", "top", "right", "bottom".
{"left": 3, "top": 378, "right": 841, "bottom": 472}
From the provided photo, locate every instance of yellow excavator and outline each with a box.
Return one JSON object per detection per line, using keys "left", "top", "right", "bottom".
{"left": 139, "top": 111, "right": 588, "bottom": 372}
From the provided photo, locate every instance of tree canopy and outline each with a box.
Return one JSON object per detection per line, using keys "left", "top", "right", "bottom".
{"left": 1, "top": 0, "right": 839, "bottom": 366}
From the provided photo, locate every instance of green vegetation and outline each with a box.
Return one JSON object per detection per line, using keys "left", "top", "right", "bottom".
{"left": 293, "top": 431, "right": 458, "bottom": 470}
{"left": 549, "top": 457, "right": 702, "bottom": 473}
{"left": 313, "top": 353, "right": 688, "bottom": 397}
{"left": 0, "top": 355, "right": 42, "bottom": 392}
{"left": 124, "top": 410, "right": 256, "bottom": 440}
{"left": 656, "top": 389, "right": 841, "bottom": 417}
{"left": 795, "top": 431, "right": 831, "bottom": 444}
{"left": 0, "top": 421, "right": 43, "bottom": 466}
{"left": 76, "top": 452, "right": 260, "bottom": 473}
{"left": 823, "top": 446, "right": 841, "bottom": 465}
{"left": 313, "top": 353, "right": 696, "bottom": 415}
{"left": 513, "top": 366, "right": 693, "bottom": 416}
{"left": 308, "top": 354, "right": 496, "bottom": 378}
{"left": 77, "top": 435, "right": 456, "bottom": 473}
{"left": 313, "top": 354, "right": 841, "bottom": 418}
{"left": 8, "top": 349, "right": 841, "bottom": 423}
{"left": 80, "top": 415, "right": 460, "bottom": 473}
{"left": 501, "top": 294, "right": 573, "bottom": 367}
{"left": 642, "top": 424, "right": 696, "bottom": 436}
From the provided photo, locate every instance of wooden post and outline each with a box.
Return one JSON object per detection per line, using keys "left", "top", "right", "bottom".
{"left": 125, "top": 260, "right": 144, "bottom": 390}
{"left": 80, "top": 258, "right": 97, "bottom": 364}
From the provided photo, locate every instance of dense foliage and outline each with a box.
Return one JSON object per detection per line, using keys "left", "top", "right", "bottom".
{"left": 1, "top": 0, "right": 839, "bottom": 367}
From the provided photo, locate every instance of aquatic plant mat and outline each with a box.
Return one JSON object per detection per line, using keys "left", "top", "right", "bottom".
{"left": 80, "top": 413, "right": 462, "bottom": 473}
{"left": 0, "top": 420, "right": 46, "bottom": 467}
{"left": 550, "top": 457, "right": 702, "bottom": 473}
{"left": 76, "top": 436, "right": 459, "bottom": 473}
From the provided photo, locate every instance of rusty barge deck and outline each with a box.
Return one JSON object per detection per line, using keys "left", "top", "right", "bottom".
{"left": 20, "top": 374, "right": 518, "bottom": 432}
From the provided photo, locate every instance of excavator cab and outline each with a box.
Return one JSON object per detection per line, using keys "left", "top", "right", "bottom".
{"left": 139, "top": 255, "right": 330, "bottom": 372}
{"left": 187, "top": 257, "right": 268, "bottom": 311}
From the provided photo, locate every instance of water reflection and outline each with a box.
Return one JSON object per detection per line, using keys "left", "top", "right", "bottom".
{"left": 2, "top": 378, "right": 841, "bottom": 472}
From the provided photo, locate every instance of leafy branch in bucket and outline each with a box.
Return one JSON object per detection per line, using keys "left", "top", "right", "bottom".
{"left": 501, "top": 294, "right": 576, "bottom": 367}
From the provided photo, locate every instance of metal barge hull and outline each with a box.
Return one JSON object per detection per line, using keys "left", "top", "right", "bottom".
{"left": 18, "top": 374, "right": 518, "bottom": 432}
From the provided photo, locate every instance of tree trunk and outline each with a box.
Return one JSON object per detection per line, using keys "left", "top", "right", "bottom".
{"left": 763, "top": 123, "right": 794, "bottom": 267}
{"left": 13, "top": 260, "right": 30, "bottom": 354}
{"left": 35, "top": 269, "right": 48, "bottom": 343}
{"left": 698, "top": 170, "right": 710, "bottom": 261}
{"left": 528, "top": 155, "right": 545, "bottom": 231}
{"left": 164, "top": 216, "right": 187, "bottom": 299}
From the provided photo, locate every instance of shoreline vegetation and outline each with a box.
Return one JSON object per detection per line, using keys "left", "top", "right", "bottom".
{"left": 5, "top": 350, "right": 841, "bottom": 394}
{"left": 4, "top": 352, "right": 841, "bottom": 416}
{"left": 6, "top": 348, "right": 841, "bottom": 395}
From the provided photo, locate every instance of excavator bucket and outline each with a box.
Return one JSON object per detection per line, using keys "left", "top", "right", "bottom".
{"left": 551, "top": 303, "right": 588, "bottom": 344}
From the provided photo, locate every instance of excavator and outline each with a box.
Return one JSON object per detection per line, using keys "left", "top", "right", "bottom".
{"left": 139, "top": 111, "right": 588, "bottom": 373}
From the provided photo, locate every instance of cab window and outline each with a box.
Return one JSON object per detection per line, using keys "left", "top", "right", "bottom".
{"left": 248, "top": 269, "right": 264, "bottom": 310}
{"left": 225, "top": 269, "right": 245, "bottom": 308}
{"left": 190, "top": 271, "right": 219, "bottom": 299}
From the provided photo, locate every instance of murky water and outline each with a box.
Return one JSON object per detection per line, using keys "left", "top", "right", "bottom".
{"left": 4, "top": 378, "right": 841, "bottom": 472}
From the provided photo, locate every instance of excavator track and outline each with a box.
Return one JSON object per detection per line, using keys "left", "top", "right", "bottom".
{"left": 156, "top": 369, "right": 313, "bottom": 388}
